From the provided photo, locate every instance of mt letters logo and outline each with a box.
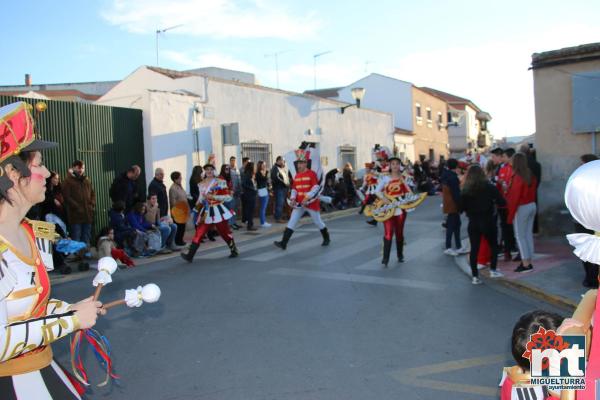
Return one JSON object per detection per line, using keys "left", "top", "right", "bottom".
{"left": 523, "top": 327, "right": 586, "bottom": 390}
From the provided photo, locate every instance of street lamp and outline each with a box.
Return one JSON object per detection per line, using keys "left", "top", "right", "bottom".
{"left": 340, "top": 87, "right": 366, "bottom": 114}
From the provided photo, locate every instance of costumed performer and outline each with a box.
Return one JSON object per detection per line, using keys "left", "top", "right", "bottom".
{"left": 0, "top": 102, "right": 104, "bottom": 399}
{"left": 274, "top": 148, "right": 330, "bottom": 250}
{"left": 358, "top": 161, "right": 379, "bottom": 226}
{"left": 374, "top": 154, "right": 411, "bottom": 266}
{"left": 556, "top": 159, "right": 600, "bottom": 400}
{"left": 181, "top": 163, "right": 239, "bottom": 262}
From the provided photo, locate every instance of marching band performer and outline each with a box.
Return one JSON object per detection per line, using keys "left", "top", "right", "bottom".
{"left": 0, "top": 102, "right": 103, "bottom": 398}
{"left": 274, "top": 149, "right": 330, "bottom": 250}
{"left": 181, "top": 163, "right": 239, "bottom": 262}
{"left": 359, "top": 162, "right": 379, "bottom": 226}
{"left": 374, "top": 156, "right": 411, "bottom": 267}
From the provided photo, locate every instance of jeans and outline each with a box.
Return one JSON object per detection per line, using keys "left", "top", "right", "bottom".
{"left": 274, "top": 187, "right": 288, "bottom": 220}
{"left": 445, "top": 213, "right": 461, "bottom": 249}
{"left": 158, "top": 222, "right": 177, "bottom": 247}
{"left": 228, "top": 197, "right": 239, "bottom": 225}
{"left": 513, "top": 202, "right": 536, "bottom": 260}
{"left": 259, "top": 195, "right": 269, "bottom": 225}
{"left": 70, "top": 223, "right": 92, "bottom": 246}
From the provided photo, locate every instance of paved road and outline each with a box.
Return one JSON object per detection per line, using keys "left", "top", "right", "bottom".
{"left": 50, "top": 198, "right": 567, "bottom": 400}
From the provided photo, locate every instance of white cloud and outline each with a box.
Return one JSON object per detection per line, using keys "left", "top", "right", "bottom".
{"left": 102, "top": 0, "right": 320, "bottom": 40}
{"left": 162, "top": 50, "right": 258, "bottom": 73}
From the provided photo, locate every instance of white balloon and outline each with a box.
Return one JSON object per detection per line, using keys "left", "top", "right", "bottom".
{"left": 141, "top": 283, "right": 161, "bottom": 303}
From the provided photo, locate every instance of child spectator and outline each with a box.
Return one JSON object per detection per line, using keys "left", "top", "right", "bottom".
{"left": 500, "top": 310, "right": 564, "bottom": 400}
{"left": 109, "top": 201, "right": 140, "bottom": 254}
{"left": 97, "top": 227, "right": 135, "bottom": 268}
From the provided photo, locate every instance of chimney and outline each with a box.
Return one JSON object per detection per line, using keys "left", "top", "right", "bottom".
{"left": 25, "top": 74, "right": 31, "bottom": 86}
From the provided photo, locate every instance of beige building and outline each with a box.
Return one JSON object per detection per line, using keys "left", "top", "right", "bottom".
{"left": 532, "top": 42, "right": 600, "bottom": 232}
{"left": 411, "top": 86, "right": 449, "bottom": 162}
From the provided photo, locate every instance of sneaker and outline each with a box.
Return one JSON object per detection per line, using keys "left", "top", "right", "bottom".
{"left": 261, "top": 223, "right": 272, "bottom": 228}
{"left": 514, "top": 264, "right": 533, "bottom": 273}
{"left": 456, "top": 247, "right": 469, "bottom": 254}
{"left": 477, "top": 263, "right": 488, "bottom": 270}
{"left": 443, "top": 248, "right": 458, "bottom": 256}
{"left": 489, "top": 270, "right": 504, "bottom": 278}
{"left": 471, "top": 277, "right": 483, "bottom": 285}
{"left": 158, "top": 248, "right": 173, "bottom": 255}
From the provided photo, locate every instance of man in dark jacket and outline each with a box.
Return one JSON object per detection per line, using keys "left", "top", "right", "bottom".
{"left": 440, "top": 158, "right": 465, "bottom": 256}
{"left": 148, "top": 167, "right": 169, "bottom": 217}
{"left": 110, "top": 165, "right": 142, "bottom": 211}
{"left": 62, "top": 160, "right": 96, "bottom": 246}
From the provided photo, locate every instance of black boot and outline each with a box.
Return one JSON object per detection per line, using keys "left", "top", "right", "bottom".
{"left": 181, "top": 242, "right": 200, "bottom": 263}
{"left": 274, "top": 228, "right": 294, "bottom": 250}
{"left": 382, "top": 239, "right": 392, "bottom": 268}
{"left": 320, "top": 227, "right": 330, "bottom": 246}
{"left": 366, "top": 219, "right": 377, "bottom": 226}
{"left": 228, "top": 240, "right": 239, "bottom": 258}
{"left": 397, "top": 238, "right": 404, "bottom": 263}
{"left": 358, "top": 204, "right": 366, "bottom": 215}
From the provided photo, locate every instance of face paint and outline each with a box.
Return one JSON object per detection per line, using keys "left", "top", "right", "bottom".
{"left": 31, "top": 172, "right": 46, "bottom": 181}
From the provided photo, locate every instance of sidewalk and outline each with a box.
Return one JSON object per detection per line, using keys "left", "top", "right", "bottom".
{"left": 48, "top": 207, "right": 359, "bottom": 286}
{"left": 453, "top": 235, "right": 588, "bottom": 310}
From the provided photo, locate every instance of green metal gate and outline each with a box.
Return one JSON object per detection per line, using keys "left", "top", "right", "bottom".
{"left": 0, "top": 96, "right": 145, "bottom": 237}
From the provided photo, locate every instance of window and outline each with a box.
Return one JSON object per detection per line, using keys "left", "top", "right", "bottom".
{"left": 437, "top": 112, "right": 443, "bottom": 130}
{"left": 415, "top": 103, "right": 422, "bottom": 125}
{"left": 429, "top": 148, "right": 435, "bottom": 162}
{"left": 426, "top": 108, "right": 432, "bottom": 121}
{"left": 222, "top": 123, "right": 239, "bottom": 145}
{"left": 241, "top": 142, "right": 272, "bottom": 167}
{"left": 339, "top": 146, "right": 356, "bottom": 170}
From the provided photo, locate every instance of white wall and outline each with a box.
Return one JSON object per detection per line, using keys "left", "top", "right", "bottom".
{"left": 334, "top": 74, "right": 413, "bottom": 131}
{"left": 98, "top": 67, "right": 394, "bottom": 193}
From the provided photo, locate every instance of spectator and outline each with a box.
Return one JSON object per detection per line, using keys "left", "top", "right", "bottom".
{"left": 271, "top": 156, "right": 291, "bottom": 223}
{"left": 229, "top": 156, "right": 242, "bottom": 229}
{"left": 240, "top": 157, "right": 251, "bottom": 223}
{"left": 506, "top": 153, "right": 537, "bottom": 273}
{"left": 441, "top": 159, "right": 466, "bottom": 256}
{"left": 256, "top": 160, "right": 271, "bottom": 228}
{"left": 97, "top": 227, "right": 134, "bottom": 267}
{"left": 241, "top": 161, "right": 257, "bottom": 231}
{"left": 169, "top": 171, "right": 189, "bottom": 246}
{"left": 61, "top": 160, "right": 95, "bottom": 247}
{"left": 519, "top": 144, "right": 542, "bottom": 234}
{"left": 109, "top": 201, "right": 137, "bottom": 252}
{"left": 497, "top": 148, "right": 518, "bottom": 261}
{"left": 146, "top": 193, "right": 178, "bottom": 252}
{"left": 148, "top": 168, "right": 169, "bottom": 218}
{"left": 333, "top": 178, "right": 348, "bottom": 209}
{"left": 110, "top": 164, "right": 142, "bottom": 211}
{"left": 219, "top": 163, "right": 239, "bottom": 231}
{"left": 189, "top": 165, "right": 204, "bottom": 207}
{"left": 41, "top": 171, "right": 67, "bottom": 234}
{"left": 459, "top": 164, "right": 506, "bottom": 284}
{"left": 343, "top": 163, "right": 357, "bottom": 207}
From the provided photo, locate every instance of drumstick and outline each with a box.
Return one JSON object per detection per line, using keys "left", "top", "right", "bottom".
{"left": 102, "top": 283, "right": 161, "bottom": 311}
{"left": 92, "top": 258, "right": 118, "bottom": 301}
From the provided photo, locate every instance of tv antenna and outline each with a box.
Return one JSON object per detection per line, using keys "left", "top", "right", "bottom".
{"left": 265, "top": 50, "right": 289, "bottom": 89}
{"left": 156, "top": 24, "right": 184, "bottom": 66}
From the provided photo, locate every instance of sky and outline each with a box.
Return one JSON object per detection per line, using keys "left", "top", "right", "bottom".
{"left": 1, "top": 0, "right": 599, "bottom": 138}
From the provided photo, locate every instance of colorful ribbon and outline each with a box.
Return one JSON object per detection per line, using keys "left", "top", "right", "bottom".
{"left": 70, "top": 328, "right": 119, "bottom": 387}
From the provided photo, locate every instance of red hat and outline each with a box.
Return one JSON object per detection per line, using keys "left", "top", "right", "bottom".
{"left": 294, "top": 149, "right": 310, "bottom": 162}
{"left": 0, "top": 102, "right": 57, "bottom": 164}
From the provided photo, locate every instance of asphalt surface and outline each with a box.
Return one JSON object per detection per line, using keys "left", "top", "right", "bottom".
{"left": 50, "top": 198, "right": 568, "bottom": 400}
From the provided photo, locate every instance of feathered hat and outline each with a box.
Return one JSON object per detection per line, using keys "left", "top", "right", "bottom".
{"left": 372, "top": 145, "right": 392, "bottom": 163}
{"left": 294, "top": 149, "right": 310, "bottom": 162}
{"left": 0, "top": 102, "right": 57, "bottom": 195}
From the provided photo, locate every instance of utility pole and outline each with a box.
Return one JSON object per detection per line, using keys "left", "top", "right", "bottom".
{"left": 265, "top": 51, "right": 289, "bottom": 89}
{"left": 156, "top": 24, "right": 184, "bottom": 66}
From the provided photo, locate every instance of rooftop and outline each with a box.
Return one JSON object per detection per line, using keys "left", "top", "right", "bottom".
{"left": 303, "top": 87, "right": 343, "bottom": 99}
{"left": 531, "top": 42, "right": 600, "bottom": 70}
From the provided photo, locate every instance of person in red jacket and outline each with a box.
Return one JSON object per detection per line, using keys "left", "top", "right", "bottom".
{"left": 274, "top": 149, "right": 330, "bottom": 250}
{"left": 506, "top": 153, "right": 537, "bottom": 272}
{"left": 497, "top": 148, "right": 518, "bottom": 261}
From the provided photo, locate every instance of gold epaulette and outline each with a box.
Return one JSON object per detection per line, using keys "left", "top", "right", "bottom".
{"left": 24, "top": 218, "right": 58, "bottom": 241}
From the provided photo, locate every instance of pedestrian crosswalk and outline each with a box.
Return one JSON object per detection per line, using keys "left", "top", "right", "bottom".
{"left": 354, "top": 238, "right": 441, "bottom": 271}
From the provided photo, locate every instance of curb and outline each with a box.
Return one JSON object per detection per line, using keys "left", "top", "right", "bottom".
{"left": 50, "top": 207, "right": 359, "bottom": 287}
{"left": 452, "top": 254, "right": 577, "bottom": 311}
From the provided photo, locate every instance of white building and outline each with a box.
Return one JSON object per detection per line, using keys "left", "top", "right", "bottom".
{"left": 97, "top": 66, "right": 394, "bottom": 190}
{"left": 307, "top": 73, "right": 415, "bottom": 161}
